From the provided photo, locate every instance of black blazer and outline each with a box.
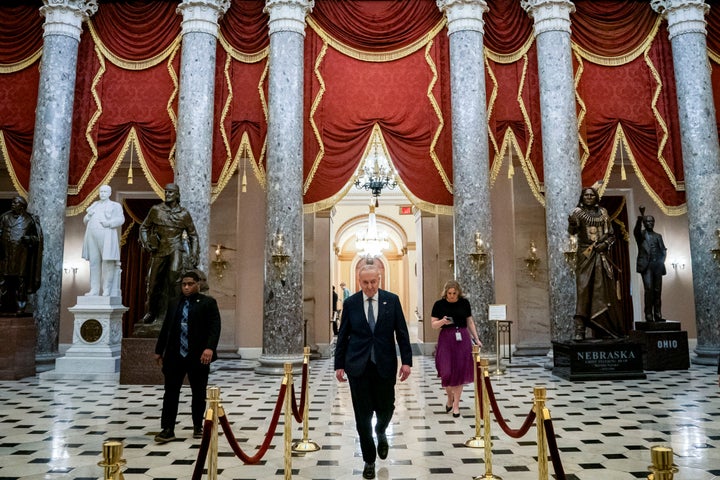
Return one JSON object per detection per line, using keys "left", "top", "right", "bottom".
{"left": 155, "top": 293, "right": 221, "bottom": 362}
{"left": 334, "top": 289, "right": 412, "bottom": 379}
{"left": 634, "top": 217, "right": 667, "bottom": 275}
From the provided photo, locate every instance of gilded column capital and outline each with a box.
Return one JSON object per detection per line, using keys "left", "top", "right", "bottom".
{"left": 652, "top": 0, "right": 709, "bottom": 39}
{"left": 40, "top": 0, "right": 97, "bottom": 41}
{"left": 521, "top": 0, "right": 575, "bottom": 36}
{"left": 436, "top": 0, "right": 488, "bottom": 35}
{"left": 264, "top": 0, "right": 314, "bottom": 36}
{"left": 177, "top": 0, "right": 230, "bottom": 38}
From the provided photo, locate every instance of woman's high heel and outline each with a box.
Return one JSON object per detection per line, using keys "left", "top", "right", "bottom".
{"left": 445, "top": 405, "right": 452, "bottom": 413}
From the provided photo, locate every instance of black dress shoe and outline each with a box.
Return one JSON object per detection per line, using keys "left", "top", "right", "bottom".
{"left": 363, "top": 462, "right": 376, "bottom": 479}
{"left": 377, "top": 433, "right": 388, "bottom": 460}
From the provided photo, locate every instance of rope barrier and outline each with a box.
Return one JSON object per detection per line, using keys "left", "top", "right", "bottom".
{"left": 483, "top": 375, "right": 536, "bottom": 438}
{"left": 219, "top": 382, "right": 288, "bottom": 464}
{"left": 465, "top": 345, "right": 484, "bottom": 448}
{"left": 289, "top": 361, "right": 308, "bottom": 423}
{"left": 542, "top": 413, "right": 566, "bottom": 480}
{"left": 292, "top": 347, "right": 321, "bottom": 452}
{"left": 191, "top": 414, "right": 215, "bottom": 480}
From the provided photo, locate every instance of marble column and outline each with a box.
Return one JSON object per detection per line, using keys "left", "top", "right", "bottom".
{"left": 522, "top": 0, "right": 582, "bottom": 342}
{"left": 258, "top": 0, "right": 314, "bottom": 375}
{"left": 653, "top": 0, "right": 720, "bottom": 365}
{"left": 175, "top": 0, "right": 229, "bottom": 275}
{"left": 437, "top": 0, "right": 496, "bottom": 350}
{"left": 28, "top": 0, "right": 97, "bottom": 362}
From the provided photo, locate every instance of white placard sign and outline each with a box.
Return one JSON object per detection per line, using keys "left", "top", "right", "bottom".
{"left": 488, "top": 304, "right": 507, "bottom": 321}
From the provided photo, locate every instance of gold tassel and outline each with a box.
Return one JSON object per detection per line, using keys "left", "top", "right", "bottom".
{"left": 508, "top": 160, "right": 515, "bottom": 179}
{"left": 128, "top": 143, "right": 134, "bottom": 184}
{"left": 620, "top": 144, "right": 627, "bottom": 181}
{"left": 241, "top": 146, "right": 248, "bottom": 193}
{"left": 241, "top": 171, "right": 247, "bottom": 193}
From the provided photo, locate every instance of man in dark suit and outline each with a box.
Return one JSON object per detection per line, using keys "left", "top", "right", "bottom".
{"left": 634, "top": 206, "right": 667, "bottom": 322}
{"left": 154, "top": 270, "right": 221, "bottom": 442}
{"left": 334, "top": 263, "right": 412, "bottom": 480}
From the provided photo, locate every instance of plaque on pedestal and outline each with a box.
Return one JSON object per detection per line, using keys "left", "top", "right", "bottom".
{"left": 629, "top": 328, "right": 689, "bottom": 371}
{"left": 0, "top": 314, "right": 36, "bottom": 380}
{"left": 552, "top": 340, "right": 646, "bottom": 381}
{"left": 40, "top": 296, "right": 127, "bottom": 381}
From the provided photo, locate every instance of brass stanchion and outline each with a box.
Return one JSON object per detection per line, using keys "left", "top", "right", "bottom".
{"left": 474, "top": 358, "right": 501, "bottom": 480}
{"left": 465, "top": 345, "right": 484, "bottom": 448}
{"left": 648, "top": 445, "right": 678, "bottom": 479}
{"left": 534, "top": 387, "right": 548, "bottom": 480}
{"left": 98, "top": 440, "right": 126, "bottom": 480}
{"left": 292, "top": 346, "right": 320, "bottom": 452}
{"left": 283, "top": 363, "right": 293, "bottom": 480}
{"left": 490, "top": 320, "right": 506, "bottom": 376}
{"left": 206, "top": 386, "right": 221, "bottom": 480}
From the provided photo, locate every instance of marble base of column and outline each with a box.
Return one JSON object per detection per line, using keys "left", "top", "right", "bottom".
{"left": 256, "top": 354, "right": 304, "bottom": 375}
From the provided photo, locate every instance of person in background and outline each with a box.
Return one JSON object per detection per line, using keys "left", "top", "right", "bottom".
{"left": 334, "top": 263, "right": 412, "bottom": 480}
{"left": 331, "top": 285, "right": 339, "bottom": 335}
{"left": 431, "top": 280, "right": 481, "bottom": 418}
{"left": 154, "top": 270, "right": 221, "bottom": 443}
{"left": 340, "top": 281, "right": 351, "bottom": 301}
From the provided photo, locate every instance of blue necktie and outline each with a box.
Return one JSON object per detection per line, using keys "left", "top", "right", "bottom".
{"left": 180, "top": 299, "right": 189, "bottom": 357}
{"left": 368, "top": 298, "right": 376, "bottom": 363}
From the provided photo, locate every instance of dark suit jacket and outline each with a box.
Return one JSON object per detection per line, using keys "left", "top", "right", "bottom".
{"left": 155, "top": 293, "right": 221, "bottom": 362}
{"left": 334, "top": 289, "right": 412, "bottom": 379}
{"left": 634, "top": 217, "right": 667, "bottom": 275}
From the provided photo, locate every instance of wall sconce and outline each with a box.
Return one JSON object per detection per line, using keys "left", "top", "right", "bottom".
{"left": 447, "top": 258, "right": 454, "bottom": 270}
{"left": 564, "top": 235, "right": 578, "bottom": 269}
{"left": 712, "top": 228, "right": 720, "bottom": 267}
{"left": 211, "top": 243, "right": 234, "bottom": 281}
{"left": 271, "top": 229, "right": 290, "bottom": 280}
{"left": 524, "top": 240, "right": 540, "bottom": 279}
{"left": 468, "top": 231, "right": 489, "bottom": 269}
{"left": 63, "top": 264, "right": 78, "bottom": 276}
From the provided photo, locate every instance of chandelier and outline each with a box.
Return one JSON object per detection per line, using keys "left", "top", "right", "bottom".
{"left": 355, "top": 133, "right": 397, "bottom": 206}
{"left": 356, "top": 205, "right": 389, "bottom": 258}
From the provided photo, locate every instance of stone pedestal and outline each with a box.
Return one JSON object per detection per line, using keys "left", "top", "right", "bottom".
{"left": 630, "top": 321, "right": 689, "bottom": 371}
{"left": 552, "top": 340, "right": 646, "bottom": 381}
{"left": 119, "top": 337, "right": 164, "bottom": 385}
{"left": 40, "top": 296, "right": 127, "bottom": 381}
{"left": 0, "top": 315, "right": 37, "bottom": 380}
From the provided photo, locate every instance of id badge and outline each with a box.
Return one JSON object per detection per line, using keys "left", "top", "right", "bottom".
{"left": 455, "top": 330, "right": 462, "bottom": 341}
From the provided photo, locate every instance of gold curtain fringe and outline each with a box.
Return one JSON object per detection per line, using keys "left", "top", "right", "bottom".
{"left": 304, "top": 43, "right": 328, "bottom": 195}
{"left": 0, "top": 131, "right": 29, "bottom": 199}
{"left": 0, "top": 48, "right": 42, "bottom": 74}
{"left": 571, "top": 17, "right": 661, "bottom": 66}
{"left": 485, "top": 35, "right": 534, "bottom": 64}
{"left": 709, "top": 47, "right": 720, "bottom": 64}
{"left": 119, "top": 220, "right": 135, "bottom": 247}
{"left": 307, "top": 17, "right": 446, "bottom": 62}
{"left": 424, "top": 40, "right": 452, "bottom": 194}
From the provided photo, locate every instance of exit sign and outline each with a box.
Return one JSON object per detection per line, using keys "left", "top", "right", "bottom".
{"left": 399, "top": 205, "right": 412, "bottom": 215}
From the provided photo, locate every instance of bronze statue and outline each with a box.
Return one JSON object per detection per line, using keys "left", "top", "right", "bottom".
{"left": 567, "top": 187, "right": 624, "bottom": 341}
{"left": 138, "top": 184, "right": 198, "bottom": 329}
{"left": 634, "top": 206, "right": 667, "bottom": 322}
{"left": 0, "top": 196, "right": 43, "bottom": 313}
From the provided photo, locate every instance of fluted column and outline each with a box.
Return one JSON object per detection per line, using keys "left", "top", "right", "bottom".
{"left": 28, "top": 0, "right": 96, "bottom": 362}
{"left": 522, "top": 0, "right": 581, "bottom": 342}
{"left": 653, "top": 0, "right": 720, "bottom": 365}
{"left": 175, "top": 0, "right": 229, "bottom": 275}
{"left": 437, "top": 0, "right": 496, "bottom": 349}
{"left": 258, "top": 0, "right": 313, "bottom": 374}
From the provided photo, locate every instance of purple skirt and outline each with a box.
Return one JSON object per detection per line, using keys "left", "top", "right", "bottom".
{"left": 435, "top": 327, "right": 474, "bottom": 387}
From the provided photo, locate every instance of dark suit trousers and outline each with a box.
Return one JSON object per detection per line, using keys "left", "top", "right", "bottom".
{"left": 161, "top": 354, "right": 209, "bottom": 431}
{"left": 348, "top": 361, "right": 396, "bottom": 463}
{"left": 641, "top": 269, "right": 662, "bottom": 318}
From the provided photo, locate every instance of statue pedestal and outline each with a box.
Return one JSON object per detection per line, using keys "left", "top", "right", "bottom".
{"left": 0, "top": 314, "right": 36, "bottom": 380}
{"left": 630, "top": 321, "right": 689, "bottom": 371}
{"left": 552, "top": 340, "right": 646, "bottom": 381}
{"left": 40, "top": 296, "right": 127, "bottom": 381}
{"left": 119, "top": 337, "right": 164, "bottom": 385}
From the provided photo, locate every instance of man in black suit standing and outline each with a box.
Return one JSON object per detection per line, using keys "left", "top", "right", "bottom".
{"left": 634, "top": 206, "right": 667, "bottom": 322}
{"left": 154, "top": 270, "right": 221, "bottom": 442}
{"left": 334, "top": 263, "right": 412, "bottom": 479}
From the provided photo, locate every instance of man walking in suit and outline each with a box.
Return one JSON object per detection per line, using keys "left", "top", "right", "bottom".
{"left": 154, "top": 270, "right": 221, "bottom": 442}
{"left": 334, "top": 263, "right": 412, "bottom": 479}
{"left": 634, "top": 206, "right": 667, "bottom": 322}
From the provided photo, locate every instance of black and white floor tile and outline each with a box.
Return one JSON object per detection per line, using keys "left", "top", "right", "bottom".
{"left": 0, "top": 354, "right": 718, "bottom": 479}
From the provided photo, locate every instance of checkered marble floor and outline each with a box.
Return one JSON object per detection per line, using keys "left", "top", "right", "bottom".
{"left": 0, "top": 354, "right": 719, "bottom": 479}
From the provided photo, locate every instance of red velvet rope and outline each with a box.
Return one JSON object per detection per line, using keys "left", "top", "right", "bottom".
{"left": 543, "top": 417, "right": 567, "bottom": 480}
{"left": 483, "top": 375, "right": 536, "bottom": 439}
{"left": 219, "top": 383, "right": 288, "bottom": 464}
{"left": 289, "top": 362, "right": 308, "bottom": 423}
{"left": 191, "top": 417, "right": 215, "bottom": 480}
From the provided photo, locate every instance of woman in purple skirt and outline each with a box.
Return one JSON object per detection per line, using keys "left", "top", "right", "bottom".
{"left": 431, "top": 280, "right": 481, "bottom": 417}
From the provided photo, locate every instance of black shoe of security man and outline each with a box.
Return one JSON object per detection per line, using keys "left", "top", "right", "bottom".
{"left": 376, "top": 433, "right": 389, "bottom": 460}
{"left": 362, "top": 462, "right": 375, "bottom": 479}
{"left": 193, "top": 426, "right": 203, "bottom": 439}
{"left": 154, "top": 428, "right": 176, "bottom": 443}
